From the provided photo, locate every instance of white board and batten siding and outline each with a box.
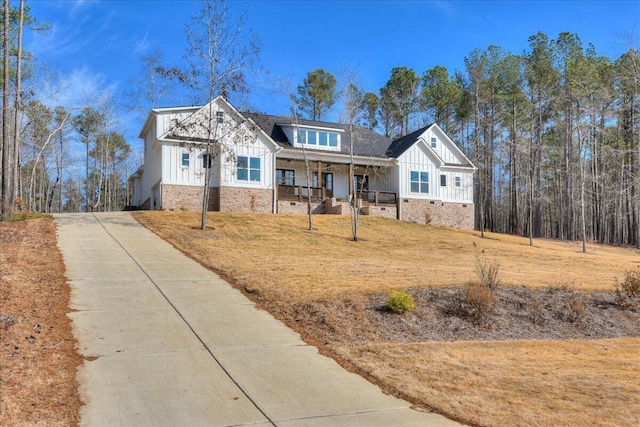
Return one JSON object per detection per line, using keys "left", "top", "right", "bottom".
{"left": 397, "top": 132, "right": 474, "bottom": 203}
{"left": 397, "top": 142, "right": 438, "bottom": 199}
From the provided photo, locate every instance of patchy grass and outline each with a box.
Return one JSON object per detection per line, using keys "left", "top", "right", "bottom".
{"left": 0, "top": 216, "right": 81, "bottom": 427}
{"left": 133, "top": 211, "right": 640, "bottom": 427}
{"left": 336, "top": 339, "right": 640, "bottom": 427}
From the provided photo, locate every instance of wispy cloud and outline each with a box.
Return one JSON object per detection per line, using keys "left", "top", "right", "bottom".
{"left": 134, "top": 29, "right": 151, "bottom": 55}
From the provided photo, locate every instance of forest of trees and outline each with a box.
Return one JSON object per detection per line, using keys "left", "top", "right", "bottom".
{"left": 1, "top": 1, "right": 133, "bottom": 218}
{"left": 292, "top": 34, "right": 640, "bottom": 247}
{"left": 2, "top": 0, "right": 639, "bottom": 248}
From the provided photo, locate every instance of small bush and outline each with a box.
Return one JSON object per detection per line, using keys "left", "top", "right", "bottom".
{"left": 474, "top": 245, "right": 501, "bottom": 289}
{"left": 464, "top": 284, "right": 496, "bottom": 325}
{"left": 385, "top": 291, "right": 415, "bottom": 314}
{"left": 616, "top": 268, "right": 640, "bottom": 301}
{"left": 562, "top": 296, "right": 587, "bottom": 323}
{"left": 447, "top": 283, "right": 496, "bottom": 326}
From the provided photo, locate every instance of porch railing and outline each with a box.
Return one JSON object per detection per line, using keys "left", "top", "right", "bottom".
{"left": 277, "top": 185, "right": 329, "bottom": 201}
{"left": 357, "top": 190, "right": 397, "bottom": 206}
{"left": 277, "top": 185, "right": 397, "bottom": 206}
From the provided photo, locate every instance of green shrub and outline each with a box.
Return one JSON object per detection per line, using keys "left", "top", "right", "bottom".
{"left": 385, "top": 291, "right": 415, "bottom": 314}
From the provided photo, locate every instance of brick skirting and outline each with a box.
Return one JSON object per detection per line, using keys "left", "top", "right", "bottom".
{"left": 161, "top": 185, "right": 271, "bottom": 212}
{"left": 400, "top": 198, "right": 474, "bottom": 229}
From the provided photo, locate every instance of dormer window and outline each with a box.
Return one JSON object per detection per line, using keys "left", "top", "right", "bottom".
{"left": 297, "top": 128, "right": 340, "bottom": 150}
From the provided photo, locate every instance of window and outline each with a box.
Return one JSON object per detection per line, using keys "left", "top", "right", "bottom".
{"left": 410, "top": 171, "right": 429, "bottom": 194}
{"left": 312, "top": 172, "right": 333, "bottom": 190}
{"left": 440, "top": 174, "right": 447, "bottom": 186}
{"left": 181, "top": 152, "right": 190, "bottom": 167}
{"left": 353, "top": 175, "right": 368, "bottom": 191}
{"left": 216, "top": 111, "right": 224, "bottom": 124}
{"left": 455, "top": 176, "right": 461, "bottom": 188}
{"left": 298, "top": 128, "right": 339, "bottom": 148}
{"left": 237, "top": 156, "right": 261, "bottom": 182}
{"left": 202, "top": 154, "right": 212, "bottom": 169}
{"left": 430, "top": 137, "right": 437, "bottom": 148}
{"left": 276, "top": 169, "right": 295, "bottom": 186}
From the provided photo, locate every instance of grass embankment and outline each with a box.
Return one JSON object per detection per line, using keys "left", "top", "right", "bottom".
{"left": 0, "top": 216, "right": 81, "bottom": 426}
{"left": 133, "top": 211, "right": 640, "bottom": 427}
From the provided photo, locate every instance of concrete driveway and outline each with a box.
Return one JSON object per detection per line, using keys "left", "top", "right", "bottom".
{"left": 55, "top": 212, "right": 461, "bottom": 427}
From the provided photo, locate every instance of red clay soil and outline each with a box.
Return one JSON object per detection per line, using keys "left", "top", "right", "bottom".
{"left": 0, "top": 216, "right": 82, "bottom": 426}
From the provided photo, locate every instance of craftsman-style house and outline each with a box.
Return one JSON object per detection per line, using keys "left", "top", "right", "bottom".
{"left": 129, "top": 96, "right": 476, "bottom": 229}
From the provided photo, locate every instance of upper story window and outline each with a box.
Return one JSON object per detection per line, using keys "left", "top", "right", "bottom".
{"left": 410, "top": 171, "right": 429, "bottom": 194}
{"left": 297, "top": 128, "right": 340, "bottom": 150}
{"left": 181, "top": 152, "right": 190, "bottom": 167}
{"left": 237, "top": 156, "right": 261, "bottom": 182}
{"left": 455, "top": 176, "right": 461, "bottom": 188}
{"left": 216, "top": 111, "right": 224, "bottom": 124}
{"left": 430, "top": 137, "right": 437, "bottom": 148}
{"left": 440, "top": 174, "right": 447, "bottom": 186}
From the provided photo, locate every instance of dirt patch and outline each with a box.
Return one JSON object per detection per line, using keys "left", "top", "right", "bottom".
{"left": 0, "top": 217, "right": 82, "bottom": 426}
{"left": 281, "top": 286, "right": 639, "bottom": 346}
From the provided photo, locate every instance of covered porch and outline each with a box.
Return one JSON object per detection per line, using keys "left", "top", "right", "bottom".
{"left": 274, "top": 155, "right": 398, "bottom": 217}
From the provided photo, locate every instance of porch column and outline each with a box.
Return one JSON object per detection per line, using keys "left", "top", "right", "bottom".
{"left": 317, "top": 161, "right": 322, "bottom": 187}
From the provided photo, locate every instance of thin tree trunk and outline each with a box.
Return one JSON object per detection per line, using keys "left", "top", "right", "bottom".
{"left": 12, "top": 0, "right": 24, "bottom": 208}
{"left": 2, "top": 0, "right": 12, "bottom": 218}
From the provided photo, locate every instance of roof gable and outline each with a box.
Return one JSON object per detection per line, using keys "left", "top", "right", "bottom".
{"left": 387, "top": 124, "right": 475, "bottom": 168}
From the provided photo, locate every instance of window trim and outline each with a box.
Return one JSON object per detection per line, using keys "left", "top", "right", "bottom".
{"left": 237, "top": 156, "right": 261, "bottom": 182}
{"left": 410, "top": 170, "right": 429, "bottom": 194}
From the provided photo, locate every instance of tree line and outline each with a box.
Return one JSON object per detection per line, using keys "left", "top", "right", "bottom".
{"left": 293, "top": 33, "right": 640, "bottom": 247}
{"left": 3, "top": 0, "right": 639, "bottom": 249}
{"left": 1, "top": 1, "right": 133, "bottom": 218}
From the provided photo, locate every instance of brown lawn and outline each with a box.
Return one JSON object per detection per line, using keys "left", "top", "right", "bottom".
{"left": 133, "top": 211, "right": 640, "bottom": 427}
{"left": 0, "top": 216, "right": 81, "bottom": 426}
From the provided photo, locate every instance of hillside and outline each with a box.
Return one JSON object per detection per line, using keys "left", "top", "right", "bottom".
{"left": 133, "top": 211, "right": 640, "bottom": 427}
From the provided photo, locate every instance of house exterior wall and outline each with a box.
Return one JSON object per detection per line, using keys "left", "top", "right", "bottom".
{"left": 277, "top": 200, "right": 326, "bottom": 214}
{"left": 400, "top": 198, "right": 474, "bottom": 229}
{"left": 162, "top": 184, "right": 207, "bottom": 211}
{"left": 397, "top": 143, "right": 439, "bottom": 199}
{"left": 361, "top": 205, "right": 397, "bottom": 219}
{"left": 219, "top": 187, "right": 272, "bottom": 213}
{"left": 438, "top": 168, "right": 473, "bottom": 203}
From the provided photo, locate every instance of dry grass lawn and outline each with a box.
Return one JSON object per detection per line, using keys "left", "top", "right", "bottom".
{"left": 133, "top": 212, "right": 635, "bottom": 302}
{"left": 336, "top": 339, "right": 640, "bottom": 427}
{"left": 133, "top": 211, "right": 640, "bottom": 427}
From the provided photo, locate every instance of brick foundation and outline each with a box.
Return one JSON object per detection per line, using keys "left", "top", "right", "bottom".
{"left": 277, "top": 200, "right": 326, "bottom": 214}
{"left": 361, "top": 205, "right": 397, "bottom": 220}
{"left": 161, "top": 185, "right": 271, "bottom": 212}
{"left": 162, "top": 185, "right": 209, "bottom": 211}
{"left": 400, "top": 198, "right": 474, "bottom": 229}
{"left": 218, "top": 187, "right": 273, "bottom": 213}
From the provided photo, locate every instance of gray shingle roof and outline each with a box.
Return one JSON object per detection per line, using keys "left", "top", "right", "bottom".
{"left": 242, "top": 112, "right": 393, "bottom": 158}
{"left": 385, "top": 124, "right": 434, "bottom": 158}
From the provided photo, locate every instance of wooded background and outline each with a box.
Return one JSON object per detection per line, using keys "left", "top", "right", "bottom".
{"left": 2, "top": 1, "right": 638, "bottom": 247}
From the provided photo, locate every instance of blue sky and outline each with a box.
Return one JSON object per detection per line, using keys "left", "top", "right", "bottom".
{"left": 24, "top": 0, "right": 640, "bottom": 150}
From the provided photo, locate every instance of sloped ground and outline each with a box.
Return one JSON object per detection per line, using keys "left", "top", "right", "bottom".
{"left": 0, "top": 217, "right": 81, "bottom": 426}
{"left": 134, "top": 211, "right": 640, "bottom": 427}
